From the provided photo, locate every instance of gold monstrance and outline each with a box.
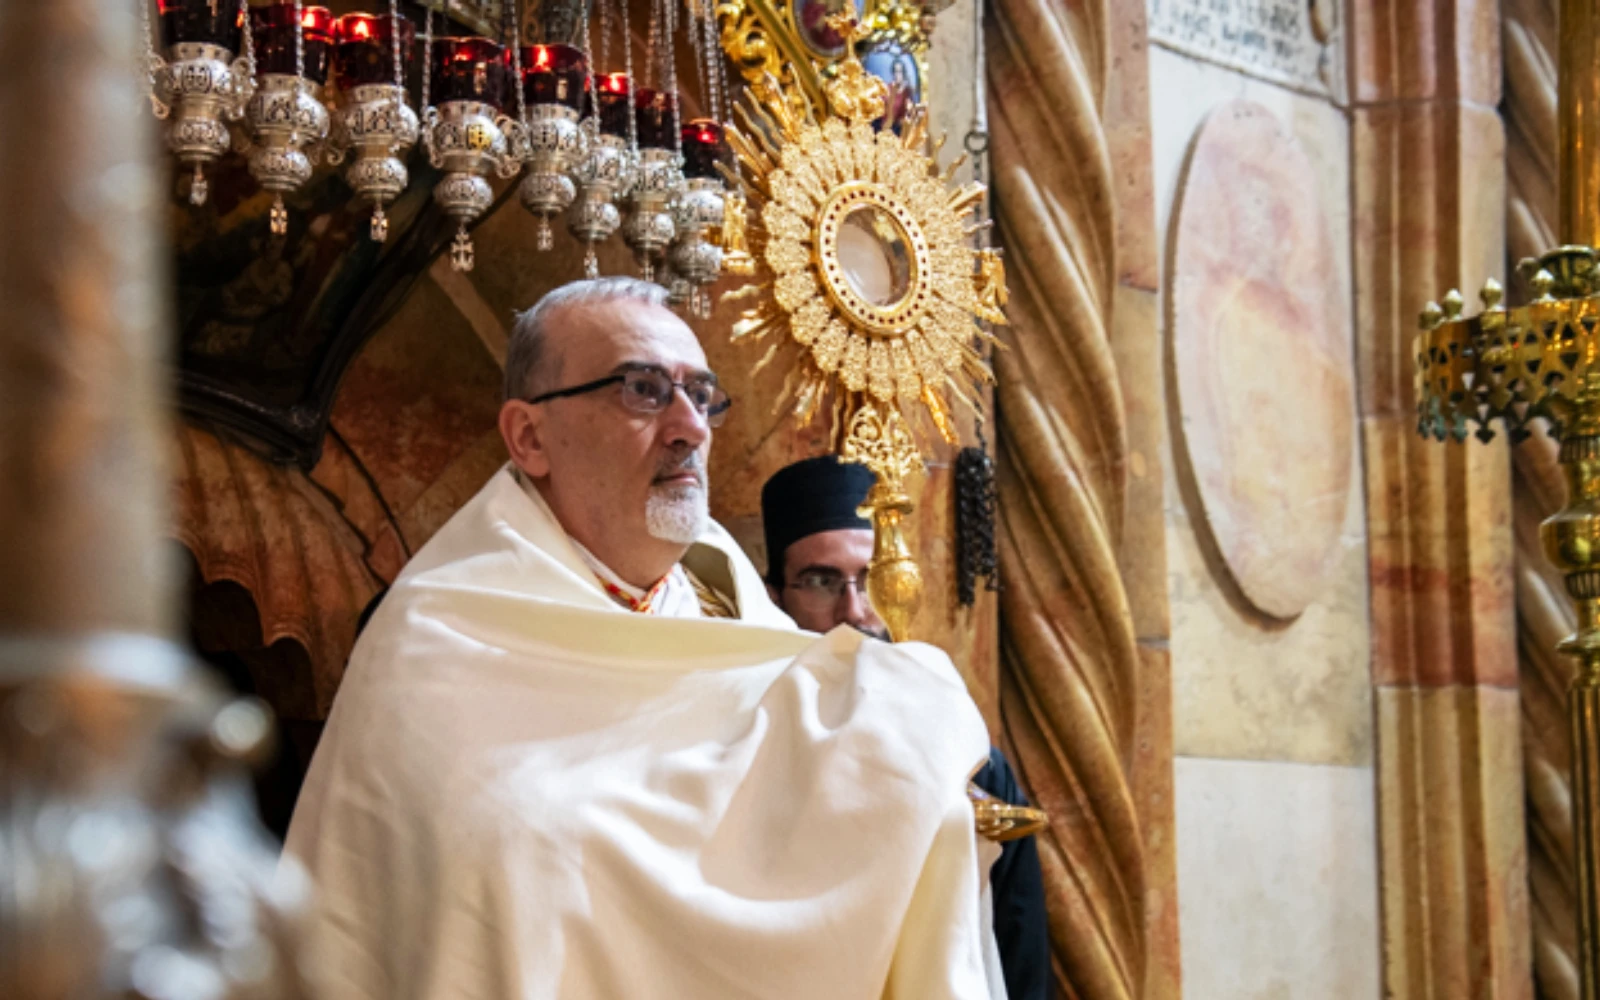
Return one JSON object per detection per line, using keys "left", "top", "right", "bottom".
{"left": 720, "top": 14, "right": 1003, "bottom": 642}
{"left": 1413, "top": 1, "right": 1600, "bottom": 994}
{"left": 718, "top": 14, "right": 1038, "bottom": 840}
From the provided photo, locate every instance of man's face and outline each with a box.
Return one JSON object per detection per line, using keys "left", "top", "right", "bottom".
{"left": 774, "top": 527, "right": 888, "bottom": 639}
{"left": 502, "top": 299, "right": 714, "bottom": 576}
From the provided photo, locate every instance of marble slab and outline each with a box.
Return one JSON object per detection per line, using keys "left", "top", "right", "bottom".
{"left": 1175, "top": 755, "right": 1381, "bottom": 999}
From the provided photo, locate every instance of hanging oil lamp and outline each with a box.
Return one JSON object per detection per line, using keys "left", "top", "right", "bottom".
{"left": 668, "top": 118, "right": 730, "bottom": 317}
{"left": 569, "top": 72, "right": 638, "bottom": 278}
{"left": 515, "top": 43, "right": 591, "bottom": 251}
{"left": 241, "top": 1, "right": 332, "bottom": 235}
{"left": 420, "top": 31, "right": 523, "bottom": 271}
{"left": 148, "top": 0, "right": 256, "bottom": 206}
{"left": 327, "top": 8, "right": 418, "bottom": 242}
{"left": 622, "top": 88, "right": 685, "bottom": 282}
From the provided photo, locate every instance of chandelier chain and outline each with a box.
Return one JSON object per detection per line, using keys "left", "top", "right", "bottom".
{"left": 687, "top": 0, "right": 707, "bottom": 117}
{"left": 510, "top": 0, "right": 527, "bottom": 123}
{"left": 709, "top": 0, "right": 728, "bottom": 123}
{"left": 421, "top": 4, "right": 433, "bottom": 111}
{"left": 581, "top": 0, "right": 598, "bottom": 139}
{"left": 665, "top": 0, "right": 682, "bottom": 162}
{"left": 622, "top": 0, "right": 638, "bottom": 155}
{"left": 647, "top": 0, "right": 660, "bottom": 90}
{"left": 140, "top": 0, "right": 157, "bottom": 95}
{"left": 599, "top": 0, "right": 612, "bottom": 84}
{"left": 390, "top": 0, "right": 404, "bottom": 151}
{"left": 294, "top": 0, "right": 305, "bottom": 83}
{"left": 239, "top": 0, "right": 256, "bottom": 80}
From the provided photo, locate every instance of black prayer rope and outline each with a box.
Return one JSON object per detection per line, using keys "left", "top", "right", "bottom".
{"left": 954, "top": 444, "right": 1000, "bottom": 606}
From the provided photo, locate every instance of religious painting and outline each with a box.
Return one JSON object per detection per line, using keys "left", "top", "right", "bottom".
{"left": 861, "top": 41, "right": 919, "bottom": 134}
{"left": 789, "top": 0, "right": 866, "bottom": 58}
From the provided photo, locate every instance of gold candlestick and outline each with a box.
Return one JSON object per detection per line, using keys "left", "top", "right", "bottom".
{"left": 1416, "top": 5, "right": 1600, "bottom": 992}
{"left": 1416, "top": 261, "right": 1600, "bottom": 999}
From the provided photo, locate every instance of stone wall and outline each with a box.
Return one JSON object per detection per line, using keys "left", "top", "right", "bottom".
{"left": 1146, "top": 0, "right": 1383, "bottom": 994}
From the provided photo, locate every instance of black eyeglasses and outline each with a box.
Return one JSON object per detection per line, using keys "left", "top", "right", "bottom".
{"left": 526, "top": 364, "right": 732, "bottom": 427}
{"left": 785, "top": 569, "right": 872, "bottom": 607}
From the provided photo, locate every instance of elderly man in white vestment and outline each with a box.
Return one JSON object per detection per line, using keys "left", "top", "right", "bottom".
{"left": 283, "top": 278, "right": 1001, "bottom": 1000}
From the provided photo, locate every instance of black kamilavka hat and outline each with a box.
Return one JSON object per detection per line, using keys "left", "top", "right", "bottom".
{"left": 759, "top": 455, "right": 876, "bottom": 586}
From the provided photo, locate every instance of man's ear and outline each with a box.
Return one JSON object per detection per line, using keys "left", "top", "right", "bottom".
{"left": 499, "top": 399, "right": 551, "bottom": 478}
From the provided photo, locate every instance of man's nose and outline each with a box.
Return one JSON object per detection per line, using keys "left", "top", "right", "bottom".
{"left": 659, "top": 386, "right": 711, "bottom": 448}
{"left": 838, "top": 583, "right": 875, "bottom": 629}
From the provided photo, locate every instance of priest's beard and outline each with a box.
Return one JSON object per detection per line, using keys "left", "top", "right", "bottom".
{"left": 646, "top": 452, "right": 708, "bottom": 544}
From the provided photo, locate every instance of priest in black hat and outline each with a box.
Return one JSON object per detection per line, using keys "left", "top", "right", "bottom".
{"left": 760, "top": 455, "right": 1050, "bottom": 1000}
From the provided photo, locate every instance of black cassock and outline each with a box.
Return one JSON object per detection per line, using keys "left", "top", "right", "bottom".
{"left": 973, "top": 748, "right": 1050, "bottom": 1000}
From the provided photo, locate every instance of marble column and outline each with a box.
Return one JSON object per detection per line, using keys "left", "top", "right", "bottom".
{"left": 1350, "top": 0, "right": 1532, "bottom": 996}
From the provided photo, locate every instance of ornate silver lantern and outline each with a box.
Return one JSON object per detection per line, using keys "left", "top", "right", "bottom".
{"left": 669, "top": 178, "right": 725, "bottom": 317}
{"left": 420, "top": 33, "right": 524, "bottom": 271}
{"left": 568, "top": 72, "right": 638, "bottom": 279}
{"left": 623, "top": 89, "right": 684, "bottom": 282}
{"left": 668, "top": 119, "right": 731, "bottom": 317}
{"left": 239, "top": 2, "right": 332, "bottom": 235}
{"left": 327, "top": 9, "right": 418, "bottom": 242}
{"left": 146, "top": 0, "right": 256, "bottom": 206}
{"left": 515, "top": 44, "right": 590, "bottom": 251}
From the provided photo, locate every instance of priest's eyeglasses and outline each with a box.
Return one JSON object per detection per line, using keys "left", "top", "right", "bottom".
{"left": 526, "top": 364, "right": 732, "bottom": 427}
{"left": 785, "top": 569, "right": 873, "bottom": 608}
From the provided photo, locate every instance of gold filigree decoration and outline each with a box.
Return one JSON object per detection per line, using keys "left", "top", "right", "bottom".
{"left": 839, "top": 398, "right": 920, "bottom": 484}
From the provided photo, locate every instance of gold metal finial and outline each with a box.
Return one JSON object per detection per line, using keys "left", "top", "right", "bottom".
{"left": 1419, "top": 301, "right": 1444, "bottom": 330}
{"left": 1532, "top": 268, "right": 1556, "bottom": 300}
{"left": 1480, "top": 277, "right": 1505, "bottom": 310}
{"left": 1442, "top": 288, "right": 1464, "bottom": 318}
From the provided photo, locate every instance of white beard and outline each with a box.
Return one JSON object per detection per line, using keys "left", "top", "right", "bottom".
{"left": 645, "top": 483, "right": 708, "bottom": 544}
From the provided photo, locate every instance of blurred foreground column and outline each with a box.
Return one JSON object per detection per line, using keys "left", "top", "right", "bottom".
{"left": 0, "top": 3, "right": 311, "bottom": 998}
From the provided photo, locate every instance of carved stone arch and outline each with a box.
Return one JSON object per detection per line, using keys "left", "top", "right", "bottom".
{"left": 171, "top": 420, "right": 392, "bottom": 832}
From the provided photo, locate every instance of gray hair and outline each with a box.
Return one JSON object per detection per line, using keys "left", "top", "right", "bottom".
{"left": 503, "top": 277, "right": 672, "bottom": 402}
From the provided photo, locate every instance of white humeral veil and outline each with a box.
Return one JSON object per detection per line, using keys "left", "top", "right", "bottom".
{"left": 283, "top": 466, "right": 996, "bottom": 1000}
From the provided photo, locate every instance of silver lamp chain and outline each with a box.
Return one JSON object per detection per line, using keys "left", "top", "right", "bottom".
{"left": 707, "top": 0, "right": 727, "bottom": 123}
{"left": 421, "top": 4, "right": 433, "bottom": 112}
{"left": 687, "top": 0, "right": 707, "bottom": 114}
{"left": 390, "top": 0, "right": 404, "bottom": 150}
{"left": 581, "top": 2, "right": 598, "bottom": 138}
{"left": 665, "top": 0, "right": 681, "bottom": 162}
{"left": 599, "top": 0, "right": 611, "bottom": 84}
{"left": 622, "top": 0, "right": 637, "bottom": 156}
{"left": 295, "top": 0, "right": 305, "bottom": 83}
{"left": 239, "top": 0, "right": 255, "bottom": 79}
{"left": 511, "top": 0, "right": 527, "bottom": 125}
{"left": 647, "top": 0, "right": 659, "bottom": 89}
{"left": 140, "top": 0, "right": 157, "bottom": 94}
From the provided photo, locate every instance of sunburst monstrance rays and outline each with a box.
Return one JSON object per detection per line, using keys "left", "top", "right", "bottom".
{"left": 721, "top": 80, "right": 1000, "bottom": 458}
